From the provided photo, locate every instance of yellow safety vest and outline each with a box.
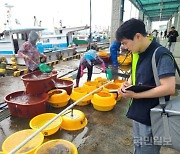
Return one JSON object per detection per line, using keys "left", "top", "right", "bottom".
{"left": 132, "top": 53, "right": 139, "bottom": 85}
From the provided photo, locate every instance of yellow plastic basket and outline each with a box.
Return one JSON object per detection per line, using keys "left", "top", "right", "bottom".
{"left": 30, "top": 113, "right": 62, "bottom": 136}
{"left": 2, "top": 129, "right": 44, "bottom": 154}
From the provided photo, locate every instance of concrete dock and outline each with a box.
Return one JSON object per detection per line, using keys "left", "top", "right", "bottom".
{"left": 0, "top": 39, "right": 180, "bottom": 154}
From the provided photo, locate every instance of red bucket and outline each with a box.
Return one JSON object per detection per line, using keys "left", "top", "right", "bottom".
{"left": 21, "top": 70, "right": 57, "bottom": 95}
{"left": 4, "top": 91, "right": 49, "bottom": 118}
{"left": 54, "top": 78, "right": 74, "bottom": 95}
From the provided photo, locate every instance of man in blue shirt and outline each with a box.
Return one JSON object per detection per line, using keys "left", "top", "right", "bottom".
{"left": 116, "top": 18, "right": 176, "bottom": 154}
{"left": 110, "top": 41, "right": 121, "bottom": 66}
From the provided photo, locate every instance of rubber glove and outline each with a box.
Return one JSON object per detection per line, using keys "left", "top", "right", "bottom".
{"left": 80, "top": 65, "right": 84, "bottom": 77}
{"left": 101, "top": 62, "right": 106, "bottom": 72}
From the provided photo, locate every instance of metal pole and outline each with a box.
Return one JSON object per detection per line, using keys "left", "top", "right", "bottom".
{"left": 9, "top": 80, "right": 113, "bottom": 154}
{"left": 120, "top": 0, "right": 125, "bottom": 22}
{"left": 89, "top": 0, "right": 92, "bottom": 48}
{"left": 130, "top": 2, "right": 132, "bottom": 18}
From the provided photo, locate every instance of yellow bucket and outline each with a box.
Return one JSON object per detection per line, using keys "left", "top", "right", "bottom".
{"left": 103, "top": 83, "right": 122, "bottom": 100}
{"left": 0, "top": 68, "right": 6, "bottom": 74}
{"left": 34, "top": 139, "right": 78, "bottom": 154}
{"left": 119, "top": 65, "right": 131, "bottom": 72}
{"left": 60, "top": 77, "right": 73, "bottom": 81}
{"left": 118, "top": 55, "right": 132, "bottom": 65}
{"left": 61, "top": 109, "right": 87, "bottom": 131}
{"left": 83, "top": 81, "right": 101, "bottom": 91}
{"left": 98, "top": 51, "right": 109, "bottom": 57}
{"left": 70, "top": 87, "right": 92, "bottom": 106}
{"left": 91, "top": 91, "right": 116, "bottom": 111}
{"left": 2, "top": 129, "right": 44, "bottom": 154}
{"left": 94, "top": 77, "right": 108, "bottom": 86}
{"left": 113, "top": 79, "right": 125, "bottom": 87}
{"left": 83, "top": 81, "right": 101, "bottom": 94}
{"left": 30, "top": 113, "right": 62, "bottom": 136}
{"left": 48, "top": 89, "right": 70, "bottom": 108}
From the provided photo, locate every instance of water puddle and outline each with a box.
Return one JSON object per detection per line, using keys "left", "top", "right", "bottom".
{"left": 72, "top": 127, "right": 89, "bottom": 148}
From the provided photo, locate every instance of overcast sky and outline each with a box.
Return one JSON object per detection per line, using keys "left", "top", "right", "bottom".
{"left": 0, "top": 0, "right": 168, "bottom": 32}
{"left": 0, "top": 0, "right": 112, "bottom": 31}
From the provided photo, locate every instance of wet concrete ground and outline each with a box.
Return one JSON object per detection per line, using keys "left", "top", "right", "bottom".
{"left": 1, "top": 40, "right": 180, "bottom": 154}
{"left": 0, "top": 61, "right": 134, "bottom": 154}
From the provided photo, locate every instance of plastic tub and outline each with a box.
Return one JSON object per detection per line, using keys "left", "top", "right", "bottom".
{"left": 91, "top": 91, "right": 116, "bottom": 111}
{"left": 83, "top": 81, "right": 101, "bottom": 92}
{"left": 61, "top": 109, "right": 87, "bottom": 131}
{"left": 70, "top": 87, "right": 92, "bottom": 106}
{"left": 48, "top": 89, "right": 70, "bottom": 108}
{"left": 60, "top": 77, "right": 73, "bottom": 81}
{"left": 30, "top": 113, "right": 62, "bottom": 136}
{"left": 103, "top": 83, "right": 122, "bottom": 100}
{"left": 99, "top": 55, "right": 111, "bottom": 63}
{"left": 54, "top": 78, "right": 74, "bottom": 95}
{"left": 118, "top": 55, "right": 132, "bottom": 65}
{"left": 94, "top": 77, "right": 108, "bottom": 84}
{"left": 21, "top": 70, "right": 57, "bottom": 95}
{"left": 34, "top": 139, "right": 78, "bottom": 154}
{"left": 4, "top": 91, "right": 48, "bottom": 118}
{"left": 113, "top": 79, "right": 125, "bottom": 86}
{"left": 98, "top": 51, "right": 109, "bottom": 57}
{"left": 2, "top": 129, "right": 44, "bottom": 154}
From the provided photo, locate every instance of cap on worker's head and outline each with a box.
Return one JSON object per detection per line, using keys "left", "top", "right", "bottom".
{"left": 84, "top": 49, "right": 97, "bottom": 61}
{"left": 28, "top": 31, "right": 39, "bottom": 44}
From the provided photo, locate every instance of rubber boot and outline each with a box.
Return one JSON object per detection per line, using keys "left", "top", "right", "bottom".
{"left": 74, "top": 79, "right": 80, "bottom": 88}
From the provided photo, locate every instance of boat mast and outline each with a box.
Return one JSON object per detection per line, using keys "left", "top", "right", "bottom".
{"left": 4, "top": 3, "right": 14, "bottom": 29}
{"left": 4, "top": 3, "right": 15, "bottom": 54}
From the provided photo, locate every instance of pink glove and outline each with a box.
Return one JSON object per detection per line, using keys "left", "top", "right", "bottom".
{"left": 101, "top": 62, "right": 106, "bottom": 72}
{"left": 80, "top": 65, "right": 84, "bottom": 77}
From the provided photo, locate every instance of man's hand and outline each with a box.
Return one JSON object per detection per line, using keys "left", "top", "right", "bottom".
{"left": 118, "top": 81, "right": 134, "bottom": 98}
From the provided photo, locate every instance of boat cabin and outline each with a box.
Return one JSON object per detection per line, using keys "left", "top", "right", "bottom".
{"left": 0, "top": 27, "right": 44, "bottom": 64}
{"left": 0, "top": 27, "right": 44, "bottom": 55}
{"left": 39, "top": 25, "right": 90, "bottom": 52}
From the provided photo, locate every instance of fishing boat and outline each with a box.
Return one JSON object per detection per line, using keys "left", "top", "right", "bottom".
{"left": 0, "top": 26, "right": 89, "bottom": 65}
{"left": 0, "top": 27, "right": 45, "bottom": 65}
{"left": 0, "top": 3, "right": 46, "bottom": 65}
{"left": 0, "top": 3, "right": 89, "bottom": 65}
{"left": 73, "top": 35, "right": 89, "bottom": 46}
{"left": 39, "top": 25, "right": 90, "bottom": 52}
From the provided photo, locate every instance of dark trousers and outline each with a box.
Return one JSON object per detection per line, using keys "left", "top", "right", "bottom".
{"left": 76, "top": 65, "right": 93, "bottom": 81}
